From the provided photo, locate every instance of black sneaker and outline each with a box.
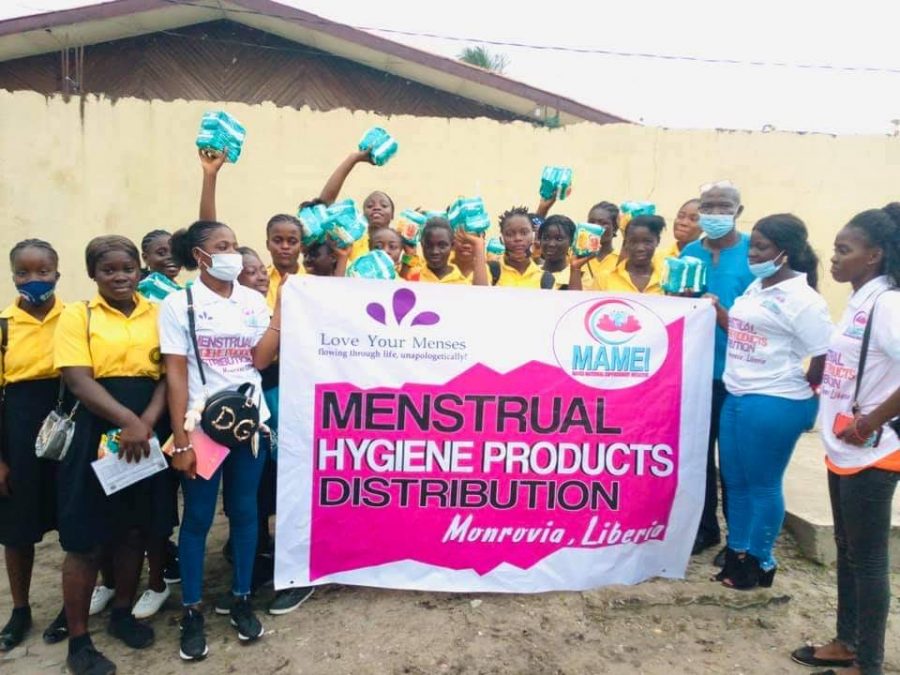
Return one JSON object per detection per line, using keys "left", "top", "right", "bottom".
{"left": 107, "top": 611, "right": 154, "bottom": 649}
{"left": 230, "top": 597, "right": 264, "bottom": 642}
{"left": 66, "top": 644, "right": 116, "bottom": 675}
{"left": 268, "top": 587, "right": 314, "bottom": 616}
{"left": 42, "top": 607, "right": 68, "bottom": 645}
{"left": 179, "top": 609, "right": 208, "bottom": 661}
{"left": 0, "top": 608, "right": 32, "bottom": 652}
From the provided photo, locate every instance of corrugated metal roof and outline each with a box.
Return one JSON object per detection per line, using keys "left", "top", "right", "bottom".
{"left": 0, "top": 0, "right": 629, "bottom": 125}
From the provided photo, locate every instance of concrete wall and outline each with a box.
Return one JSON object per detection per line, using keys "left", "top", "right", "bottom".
{"left": 2, "top": 90, "right": 899, "bottom": 311}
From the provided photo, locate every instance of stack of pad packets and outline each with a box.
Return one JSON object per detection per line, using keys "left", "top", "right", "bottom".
{"left": 539, "top": 166, "right": 574, "bottom": 200}
{"left": 358, "top": 127, "right": 398, "bottom": 166}
{"left": 619, "top": 201, "right": 656, "bottom": 230}
{"left": 297, "top": 199, "right": 367, "bottom": 249}
{"left": 196, "top": 111, "right": 246, "bottom": 163}
{"left": 347, "top": 249, "right": 397, "bottom": 280}
{"left": 661, "top": 256, "right": 708, "bottom": 294}
{"left": 138, "top": 272, "right": 180, "bottom": 303}
{"left": 447, "top": 196, "right": 490, "bottom": 234}
{"left": 571, "top": 222, "right": 607, "bottom": 257}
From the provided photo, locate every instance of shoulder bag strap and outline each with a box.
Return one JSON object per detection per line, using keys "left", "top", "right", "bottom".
{"left": 60, "top": 303, "right": 92, "bottom": 413}
{"left": 185, "top": 286, "right": 208, "bottom": 387}
{"left": 0, "top": 317, "right": 7, "bottom": 381}
{"left": 851, "top": 289, "right": 894, "bottom": 413}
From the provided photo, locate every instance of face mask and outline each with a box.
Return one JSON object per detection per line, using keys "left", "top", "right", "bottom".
{"left": 749, "top": 252, "right": 786, "bottom": 279}
{"left": 16, "top": 279, "right": 56, "bottom": 305}
{"left": 699, "top": 214, "right": 735, "bottom": 239}
{"left": 200, "top": 251, "right": 243, "bottom": 282}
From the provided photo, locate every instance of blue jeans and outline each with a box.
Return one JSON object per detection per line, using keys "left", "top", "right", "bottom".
{"left": 718, "top": 393, "right": 817, "bottom": 570}
{"left": 179, "top": 443, "right": 267, "bottom": 605}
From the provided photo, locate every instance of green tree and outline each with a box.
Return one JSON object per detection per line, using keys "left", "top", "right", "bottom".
{"left": 458, "top": 45, "right": 509, "bottom": 74}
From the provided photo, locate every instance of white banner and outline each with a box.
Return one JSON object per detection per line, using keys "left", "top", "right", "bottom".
{"left": 276, "top": 276, "right": 714, "bottom": 593}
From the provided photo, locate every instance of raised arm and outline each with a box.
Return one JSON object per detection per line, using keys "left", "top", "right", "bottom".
{"left": 319, "top": 150, "right": 372, "bottom": 206}
{"left": 535, "top": 194, "right": 557, "bottom": 219}
{"left": 198, "top": 149, "right": 227, "bottom": 221}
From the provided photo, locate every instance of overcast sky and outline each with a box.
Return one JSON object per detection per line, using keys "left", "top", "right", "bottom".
{"left": 5, "top": 0, "right": 900, "bottom": 135}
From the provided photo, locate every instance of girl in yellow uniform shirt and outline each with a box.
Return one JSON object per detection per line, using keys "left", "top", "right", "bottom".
{"left": 416, "top": 218, "right": 488, "bottom": 286}
{"left": 489, "top": 207, "right": 546, "bottom": 288}
{"left": 54, "top": 236, "right": 174, "bottom": 675}
{"left": 595, "top": 215, "right": 666, "bottom": 295}
{"left": 0, "top": 240, "right": 68, "bottom": 651}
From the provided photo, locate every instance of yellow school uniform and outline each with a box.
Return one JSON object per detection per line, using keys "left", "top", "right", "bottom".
{"left": 349, "top": 237, "right": 369, "bottom": 263}
{"left": 266, "top": 264, "right": 305, "bottom": 312}
{"left": 584, "top": 253, "right": 619, "bottom": 289}
{"left": 662, "top": 242, "right": 682, "bottom": 260}
{"left": 548, "top": 266, "right": 591, "bottom": 290}
{"left": 596, "top": 260, "right": 663, "bottom": 295}
{"left": 495, "top": 258, "right": 544, "bottom": 288}
{"left": 0, "top": 297, "right": 65, "bottom": 385}
{"left": 418, "top": 264, "right": 470, "bottom": 285}
{"left": 54, "top": 294, "right": 162, "bottom": 379}
{"left": 460, "top": 264, "right": 491, "bottom": 284}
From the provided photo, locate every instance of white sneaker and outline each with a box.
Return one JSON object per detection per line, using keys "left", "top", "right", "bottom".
{"left": 88, "top": 585, "right": 115, "bottom": 616}
{"left": 132, "top": 585, "right": 171, "bottom": 619}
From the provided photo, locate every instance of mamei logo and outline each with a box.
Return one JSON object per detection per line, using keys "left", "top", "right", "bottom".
{"left": 553, "top": 298, "right": 669, "bottom": 390}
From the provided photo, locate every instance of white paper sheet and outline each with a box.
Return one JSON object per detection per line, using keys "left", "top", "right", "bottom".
{"left": 91, "top": 437, "right": 167, "bottom": 496}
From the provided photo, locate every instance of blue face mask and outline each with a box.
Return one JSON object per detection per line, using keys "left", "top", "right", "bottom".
{"left": 749, "top": 252, "right": 786, "bottom": 279}
{"left": 16, "top": 279, "right": 56, "bottom": 306}
{"left": 698, "top": 213, "right": 735, "bottom": 239}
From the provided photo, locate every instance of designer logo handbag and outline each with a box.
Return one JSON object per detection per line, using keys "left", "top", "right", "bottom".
{"left": 35, "top": 303, "right": 90, "bottom": 461}
{"left": 186, "top": 287, "right": 260, "bottom": 448}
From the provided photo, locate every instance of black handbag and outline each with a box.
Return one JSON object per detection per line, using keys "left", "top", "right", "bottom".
{"left": 186, "top": 287, "right": 260, "bottom": 448}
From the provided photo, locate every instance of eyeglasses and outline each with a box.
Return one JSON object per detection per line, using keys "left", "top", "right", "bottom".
{"left": 699, "top": 180, "right": 736, "bottom": 195}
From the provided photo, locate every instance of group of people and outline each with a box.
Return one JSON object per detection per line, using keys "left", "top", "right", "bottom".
{"left": 0, "top": 145, "right": 897, "bottom": 675}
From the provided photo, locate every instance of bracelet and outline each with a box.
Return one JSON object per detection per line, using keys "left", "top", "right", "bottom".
{"left": 173, "top": 444, "right": 193, "bottom": 454}
{"left": 268, "top": 326, "right": 281, "bottom": 333}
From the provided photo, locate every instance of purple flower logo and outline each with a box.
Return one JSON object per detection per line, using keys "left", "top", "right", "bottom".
{"left": 366, "top": 288, "right": 440, "bottom": 327}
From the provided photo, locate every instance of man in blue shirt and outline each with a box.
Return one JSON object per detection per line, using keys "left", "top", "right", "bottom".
{"left": 681, "top": 181, "right": 754, "bottom": 558}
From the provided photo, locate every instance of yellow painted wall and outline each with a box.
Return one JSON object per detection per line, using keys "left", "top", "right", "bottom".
{"left": 2, "top": 90, "right": 898, "bottom": 314}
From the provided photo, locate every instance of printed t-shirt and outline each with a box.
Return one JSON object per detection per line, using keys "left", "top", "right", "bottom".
{"left": 159, "top": 279, "right": 271, "bottom": 422}
{"left": 724, "top": 274, "right": 832, "bottom": 399}
{"left": 681, "top": 233, "right": 754, "bottom": 380}
{"left": 54, "top": 294, "right": 161, "bottom": 379}
{"left": 418, "top": 264, "right": 469, "bottom": 285}
{"left": 595, "top": 260, "right": 663, "bottom": 295}
{"left": 818, "top": 276, "right": 900, "bottom": 472}
{"left": 0, "top": 296, "right": 64, "bottom": 384}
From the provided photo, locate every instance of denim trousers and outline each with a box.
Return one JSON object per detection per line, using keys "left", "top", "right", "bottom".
{"left": 179, "top": 442, "right": 267, "bottom": 605}
{"left": 718, "top": 392, "right": 817, "bottom": 569}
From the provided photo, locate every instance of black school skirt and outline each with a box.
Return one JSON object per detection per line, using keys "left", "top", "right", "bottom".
{"left": 57, "top": 377, "right": 176, "bottom": 554}
{"left": 0, "top": 378, "right": 60, "bottom": 546}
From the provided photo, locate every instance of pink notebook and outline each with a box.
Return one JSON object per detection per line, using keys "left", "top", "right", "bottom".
{"left": 160, "top": 429, "right": 230, "bottom": 479}
{"left": 191, "top": 430, "right": 230, "bottom": 479}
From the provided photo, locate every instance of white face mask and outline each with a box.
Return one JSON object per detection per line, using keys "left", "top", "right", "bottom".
{"left": 199, "top": 250, "right": 243, "bottom": 282}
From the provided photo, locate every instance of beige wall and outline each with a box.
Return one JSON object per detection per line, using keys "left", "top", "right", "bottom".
{"left": 2, "top": 90, "right": 899, "bottom": 314}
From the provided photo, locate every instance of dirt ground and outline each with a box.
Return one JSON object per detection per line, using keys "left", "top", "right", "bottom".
{"left": 2, "top": 512, "right": 898, "bottom": 675}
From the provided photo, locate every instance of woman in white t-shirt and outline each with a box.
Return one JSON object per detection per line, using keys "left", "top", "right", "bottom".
{"left": 790, "top": 205, "right": 900, "bottom": 675}
{"left": 158, "top": 219, "right": 281, "bottom": 662}
{"left": 711, "top": 214, "right": 833, "bottom": 590}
